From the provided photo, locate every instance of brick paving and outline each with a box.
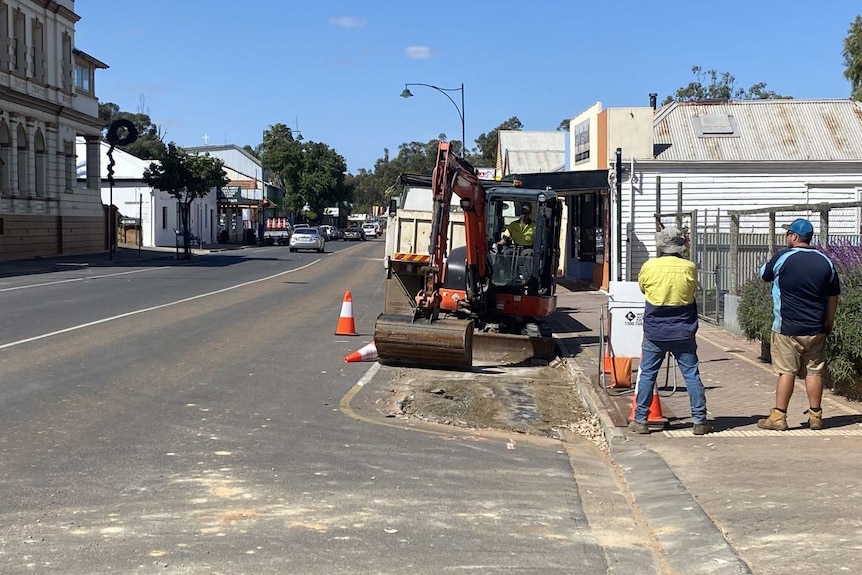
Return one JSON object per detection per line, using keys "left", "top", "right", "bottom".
{"left": 552, "top": 280, "right": 862, "bottom": 434}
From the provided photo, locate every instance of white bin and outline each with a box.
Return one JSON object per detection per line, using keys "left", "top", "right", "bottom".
{"left": 607, "top": 281, "right": 645, "bottom": 358}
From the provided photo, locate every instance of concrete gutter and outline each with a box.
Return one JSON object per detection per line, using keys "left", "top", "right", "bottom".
{"left": 553, "top": 334, "right": 754, "bottom": 575}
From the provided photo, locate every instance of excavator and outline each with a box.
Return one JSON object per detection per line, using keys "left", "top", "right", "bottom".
{"left": 373, "top": 141, "right": 563, "bottom": 369}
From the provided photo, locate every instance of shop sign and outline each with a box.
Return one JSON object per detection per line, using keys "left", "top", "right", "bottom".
{"left": 574, "top": 119, "right": 590, "bottom": 164}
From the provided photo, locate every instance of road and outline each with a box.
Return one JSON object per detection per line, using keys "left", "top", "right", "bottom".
{"left": 0, "top": 239, "right": 666, "bottom": 574}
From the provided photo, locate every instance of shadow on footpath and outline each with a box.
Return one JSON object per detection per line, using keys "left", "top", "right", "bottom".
{"left": 709, "top": 413, "right": 862, "bottom": 432}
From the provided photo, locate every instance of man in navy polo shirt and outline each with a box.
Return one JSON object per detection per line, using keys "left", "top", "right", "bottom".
{"left": 757, "top": 218, "right": 840, "bottom": 431}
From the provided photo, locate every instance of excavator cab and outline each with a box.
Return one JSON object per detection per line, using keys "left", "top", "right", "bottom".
{"left": 485, "top": 189, "right": 560, "bottom": 300}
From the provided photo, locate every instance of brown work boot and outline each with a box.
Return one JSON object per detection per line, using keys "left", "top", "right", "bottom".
{"left": 692, "top": 422, "right": 711, "bottom": 435}
{"left": 805, "top": 408, "right": 824, "bottom": 430}
{"left": 628, "top": 420, "right": 650, "bottom": 434}
{"left": 757, "top": 408, "right": 789, "bottom": 431}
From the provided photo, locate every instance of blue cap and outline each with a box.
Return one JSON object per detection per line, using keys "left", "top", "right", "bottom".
{"left": 782, "top": 218, "right": 814, "bottom": 236}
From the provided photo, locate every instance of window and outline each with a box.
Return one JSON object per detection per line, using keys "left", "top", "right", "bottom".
{"left": 64, "top": 140, "right": 75, "bottom": 192}
{"left": 0, "top": 122, "right": 10, "bottom": 194}
{"left": 34, "top": 130, "right": 45, "bottom": 197}
{"left": 74, "top": 63, "right": 91, "bottom": 93}
{"left": 61, "top": 34, "right": 72, "bottom": 91}
{"left": 12, "top": 9, "right": 24, "bottom": 74}
{"left": 16, "top": 124, "right": 27, "bottom": 193}
{"left": 0, "top": 3, "right": 9, "bottom": 72}
{"left": 162, "top": 206, "right": 168, "bottom": 229}
{"left": 31, "top": 19, "right": 44, "bottom": 82}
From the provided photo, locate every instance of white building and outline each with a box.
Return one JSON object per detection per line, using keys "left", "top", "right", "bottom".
{"left": 75, "top": 138, "right": 219, "bottom": 248}
{"left": 626, "top": 99, "right": 862, "bottom": 278}
{"left": 0, "top": 0, "right": 105, "bottom": 261}
{"left": 183, "top": 144, "right": 276, "bottom": 244}
{"left": 565, "top": 98, "right": 862, "bottom": 287}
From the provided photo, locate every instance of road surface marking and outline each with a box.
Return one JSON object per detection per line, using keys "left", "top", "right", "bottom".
{"left": 0, "top": 266, "right": 168, "bottom": 292}
{"left": 0, "top": 260, "right": 320, "bottom": 350}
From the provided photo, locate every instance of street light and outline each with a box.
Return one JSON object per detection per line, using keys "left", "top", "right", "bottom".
{"left": 400, "top": 82, "right": 465, "bottom": 157}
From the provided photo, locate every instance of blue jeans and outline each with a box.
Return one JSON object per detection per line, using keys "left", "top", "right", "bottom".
{"left": 635, "top": 337, "right": 707, "bottom": 424}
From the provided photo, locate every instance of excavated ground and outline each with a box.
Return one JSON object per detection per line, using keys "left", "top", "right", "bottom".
{"left": 378, "top": 357, "right": 593, "bottom": 440}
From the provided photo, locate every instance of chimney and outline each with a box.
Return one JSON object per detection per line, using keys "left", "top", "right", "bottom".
{"left": 649, "top": 93, "right": 658, "bottom": 110}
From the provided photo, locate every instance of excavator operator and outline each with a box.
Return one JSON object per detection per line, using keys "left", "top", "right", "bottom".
{"left": 497, "top": 203, "right": 535, "bottom": 256}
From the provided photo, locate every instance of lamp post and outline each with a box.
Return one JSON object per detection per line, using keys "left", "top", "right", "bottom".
{"left": 400, "top": 82, "right": 465, "bottom": 157}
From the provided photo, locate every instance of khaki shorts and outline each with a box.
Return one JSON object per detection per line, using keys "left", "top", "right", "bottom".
{"left": 770, "top": 332, "right": 827, "bottom": 378}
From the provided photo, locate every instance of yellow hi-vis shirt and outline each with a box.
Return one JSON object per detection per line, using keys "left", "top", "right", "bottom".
{"left": 637, "top": 254, "right": 699, "bottom": 341}
{"left": 503, "top": 220, "right": 535, "bottom": 246}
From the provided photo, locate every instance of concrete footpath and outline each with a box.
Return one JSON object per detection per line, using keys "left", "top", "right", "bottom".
{"left": 552, "top": 282, "right": 862, "bottom": 575}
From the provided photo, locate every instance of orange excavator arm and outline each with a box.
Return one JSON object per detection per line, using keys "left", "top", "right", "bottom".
{"left": 415, "top": 142, "right": 488, "bottom": 317}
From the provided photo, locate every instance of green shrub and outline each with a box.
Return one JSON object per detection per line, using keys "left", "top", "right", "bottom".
{"left": 822, "top": 245, "right": 862, "bottom": 400}
{"left": 737, "top": 278, "right": 773, "bottom": 343}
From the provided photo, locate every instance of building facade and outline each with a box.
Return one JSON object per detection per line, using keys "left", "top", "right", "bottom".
{"left": 0, "top": 0, "right": 105, "bottom": 261}
{"left": 184, "top": 145, "right": 270, "bottom": 244}
{"left": 75, "top": 138, "right": 222, "bottom": 249}
{"left": 567, "top": 98, "right": 862, "bottom": 289}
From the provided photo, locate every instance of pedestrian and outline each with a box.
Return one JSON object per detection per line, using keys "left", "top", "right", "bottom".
{"left": 757, "top": 218, "right": 840, "bottom": 431}
{"left": 629, "top": 226, "right": 710, "bottom": 435}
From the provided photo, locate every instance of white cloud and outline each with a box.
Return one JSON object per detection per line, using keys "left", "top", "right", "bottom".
{"left": 404, "top": 46, "right": 434, "bottom": 60}
{"left": 329, "top": 16, "right": 367, "bottom": 28}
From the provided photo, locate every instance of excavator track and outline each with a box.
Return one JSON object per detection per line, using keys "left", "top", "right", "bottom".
{"left": 374, "top": 314, "right": 474, "bottom": 369}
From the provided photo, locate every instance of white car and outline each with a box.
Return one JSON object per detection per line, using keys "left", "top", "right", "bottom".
{"left": 361, "top": 223, "right": 378, "bottom": 239}
{"left": 289, "top": 227, "right": 325, "bottom": 253}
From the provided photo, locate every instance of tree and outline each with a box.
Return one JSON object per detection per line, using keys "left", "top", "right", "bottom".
{"left": 142, "top": 143, "right": 229, "bottom": 259}
{"left": 297, "top": 141, "right": 350, "bottom": 222}
{"left": 346, "top": 168, "right": 388, "bottom": 214}
{"left": 557, "top": 118, "right": 571, "bottom": 131}
{"left": 661, "top": 66, "right": 791, "bottom": 105}
{"left": 99, "top": 96, "right": 166, "bottom": 159}
{"left": 259, "top": 123, "right": 303, "bottom": 217}
{"left": 843, "top": 15, "right": 862, "bottom": 101}
{"left": 468, "top": 116, "right": 523, "bottom": 167}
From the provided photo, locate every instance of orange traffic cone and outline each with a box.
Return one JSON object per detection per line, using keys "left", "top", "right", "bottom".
{"left": 335, "top": 291, "right": 358, "bottom": 336}
{"left": 344, "top": 341, "right": 378, "bottom": 363}
{"left": 627, "top": 381, "right": 668, "bottom": 427}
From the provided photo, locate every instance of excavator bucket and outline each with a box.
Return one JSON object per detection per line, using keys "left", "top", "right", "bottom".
{"left": 373, "top": 314, "right": 473, "bottom": 369}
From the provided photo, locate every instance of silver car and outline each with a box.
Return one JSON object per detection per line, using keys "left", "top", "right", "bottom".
{"left": 289, "top": 227, "right": 325, "bottom": 253}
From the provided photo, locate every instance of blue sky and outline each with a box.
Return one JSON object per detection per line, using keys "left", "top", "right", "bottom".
{"left": 75, "top": 1, "right": 859, "bottom": 173}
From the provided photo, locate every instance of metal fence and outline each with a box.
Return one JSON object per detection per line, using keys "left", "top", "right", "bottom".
{"left": 692, "top": 231, "right": 773, "bottom": 323}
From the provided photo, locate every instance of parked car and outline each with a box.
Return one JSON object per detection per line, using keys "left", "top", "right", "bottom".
{"left": 318, "top": 225, "right": 337, "bottom": 241}
{"left": 343, "top": 226, "right": 366, "bottom": 241}
{"left": 362, "top": 223, "right": 378, "bottom": 239}
{"left": 289, "top": 227, "right": 325, "bottom": 252}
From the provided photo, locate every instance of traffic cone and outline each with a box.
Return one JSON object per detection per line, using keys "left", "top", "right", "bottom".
{"left": 335, "top": 291, "right": 358, "bottom": 336}
{"left": 627, "top": 367, "right": 668, "bottom": 427}
{"left": 344, "top": 341, "right": 378, "bottom": 363}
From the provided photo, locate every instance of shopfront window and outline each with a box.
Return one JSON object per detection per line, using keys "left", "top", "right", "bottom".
{"left": 571, "top": 193, "right": 604, "bottom": 263}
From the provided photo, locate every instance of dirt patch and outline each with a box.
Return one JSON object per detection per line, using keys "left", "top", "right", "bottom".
{"left": 383, "top": 362, "right": 591, "bottom": 439}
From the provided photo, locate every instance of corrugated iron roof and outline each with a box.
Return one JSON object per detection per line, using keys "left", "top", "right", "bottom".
{"left": 504, "top": 150, "right": 565, "bottom": 174}
{"left": 653, "top": 99, "right": 862, "bottom": 161}
{"left": 497, "top": 130, "right": 565, "bottom": 175}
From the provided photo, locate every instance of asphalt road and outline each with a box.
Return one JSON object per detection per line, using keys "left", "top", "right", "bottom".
{"left": 0, "top": 239, "right": 664, "bottom": 574}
